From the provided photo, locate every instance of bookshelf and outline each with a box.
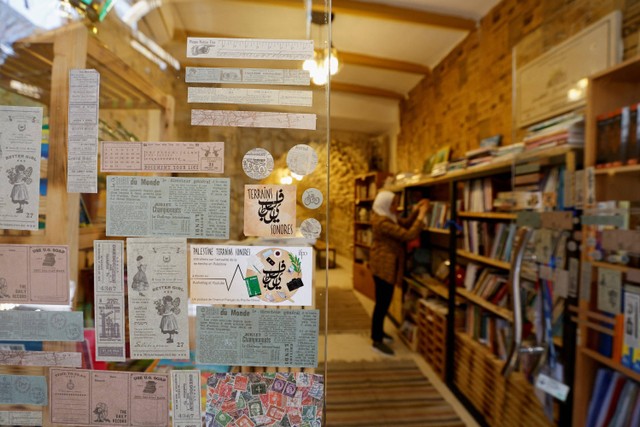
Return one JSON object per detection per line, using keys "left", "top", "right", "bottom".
{"left": 393, "top": 143, "right": 582, "bottom": 427}
{"left": 573, "top": 55, "right": 640, "bottom": 427}
{"left": 352, "top": 172, "right": 391, "bottom": 301}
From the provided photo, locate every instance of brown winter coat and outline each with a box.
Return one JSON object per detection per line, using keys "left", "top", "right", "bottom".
{"left": 369, "top": 209, "right": 423, "bottom": 285}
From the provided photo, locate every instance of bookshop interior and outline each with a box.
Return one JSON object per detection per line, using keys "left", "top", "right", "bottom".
{"left": 2, "top": 0, "right": 640, "bottom": 426}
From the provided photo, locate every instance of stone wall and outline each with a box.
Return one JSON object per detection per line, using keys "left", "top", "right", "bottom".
{"left": 397, "top": 0, "right": 639, "bottom": 171}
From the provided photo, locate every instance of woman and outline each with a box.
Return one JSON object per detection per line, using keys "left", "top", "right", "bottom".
{"left": 369, "top": 190, "right": 428, "bottom": 356}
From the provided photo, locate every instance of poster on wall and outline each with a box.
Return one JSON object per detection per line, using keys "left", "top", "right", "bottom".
{"left": 0, "top": 105, "right": 42, "bottom": 231}
{"left": 101, "top": 141, "right": 224, "bottom": 174}
{"left": 243, "top": 185, "right": 296, "bottom": 237}
{"left": 106, "top": 176, "right": 230, "bottom": 239}
{"left": 126, "top": 238, "right": 189, "bottom": 360}
{"left": 67, "top": 69, "right": 99, "bottom": 193}
{"left": 0, "top": 244, "right": 69, "bottom": 304}
{"left": 190, "top": 245, "right": 313, "bottom": 306}
{"left": 205, "top": 372, "right": 324, "bottom": 427}
{"left": 514, "top": 11, "right": 621, "bottom": 127}
{"left": 49, "top": 368, "right": 169, "bottom": 427}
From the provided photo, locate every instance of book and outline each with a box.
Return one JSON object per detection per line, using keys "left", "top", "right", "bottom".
{"left": 593, "top": 371, "right": 623, "bottom": 427}
{"left": 586, "top": 368, "right": 613, "bottom": 427}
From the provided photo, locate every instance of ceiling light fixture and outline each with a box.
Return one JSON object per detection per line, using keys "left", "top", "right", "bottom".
{"left": 302, "top": 11, "right": 340, "bottom": 86}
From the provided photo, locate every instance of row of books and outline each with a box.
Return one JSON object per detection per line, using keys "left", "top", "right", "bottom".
{"left": 355, "top": 180, "right": 378, "bottom": 200}
{"left": 424, "top": 201, "right": 450, "bottom": 229}
{"left": 462, "top": 221, "right": 517, "bottom": 261}
{"left": 463, "top": 264, "right": 510, "bottom": 305}
{"left": 355, "top": 228, "right": 373, "bottom": 246}
{"left": 493, "top": 165, "right": 566, "bottom": 211}
{"left": 596, "top": 104, "right": 640, "bottom": 168}
{"left": 522, "top": 111, "right": 585, "bottom": 151}
{"left": 586, "top": 368, "right": 640, "bottom": 427}
{"left": 464, "top": 305, "right": 512, "bottom": 360}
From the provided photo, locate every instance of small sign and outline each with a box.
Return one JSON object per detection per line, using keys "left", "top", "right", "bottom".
{"left": 535, "top": 373, "right": 570, "bottom": 402}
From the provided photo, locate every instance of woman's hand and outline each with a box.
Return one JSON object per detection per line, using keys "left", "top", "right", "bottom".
{"left": 417, "top": 199, "right": 429, "bottom": 221}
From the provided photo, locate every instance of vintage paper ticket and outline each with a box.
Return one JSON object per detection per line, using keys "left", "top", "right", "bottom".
{"left": 244, "top": 185, "right": 296, "bottom": 237}
{"left": 0, "top": 350, "right": 82, "bottom": 367}
{"left": 185, "top": 67, "right": 310, "bottom": 85}
{"left": 242, "top": 147, "right": 274, "bottom": 180}
{"left": 191, "top": 109, "right": 317, "bottom": 130}
{"left": 0, "top": 311, "right": 83, "bottom": 341}
{"left": 196, "top": 307, "right": 319, "bottom": 367}
{"left": 100, "top": 141, "right": 224, "bottom": 173}
{"left": 188, "top": 87, "right": 312, "bottom": 107}
{"left": 67, "top": 69, "right": 99, "bottom": 193}
{"left": 0, "top": 411, "right": 42, "bottom": 426}
{"left": 190, "top": 245, "right": 313, "bottom": 306}
{"left": 205, "top": 372, "right": 324, "bottom": 427}
{"left": 171, "top": 370, "right": 201, "bottom": 427}
{"left": 94, "top": 240, "right": 126, "bottom": 361}
{"left": 0, "top": 375, "right": 47, "bottom": 405}
{"left": 106, "top": 176, "right": 230, "bottom": 239}
{"left": 0, "top": 244, "right": 69, "bottom": 304}
{"left": 187, "top": 37, "right": 313, "bottom": 60}
{"left": 0, "top": 105, "right": 42, "bottom": 230}
{"left": 50, "top": 368, "right": 169, "bottom": 426}
{"left": 127, "top": 238, "right": 189, "bottom": 359}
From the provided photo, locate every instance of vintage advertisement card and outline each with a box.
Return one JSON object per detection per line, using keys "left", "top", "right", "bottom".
{"left": 127, "top": 238, "right": 189, "bottom": 359}
{"left": 0, "top": 105, "right": 42, "bottom": 230}
{"left": 191, "top": 110, "right": 317, "bottom": 130}
{"left": 186, "top": 37, "right": 313, "bottom": 60}
{"left": 597, "top": 267, "right": 622, "bottom": 314}
{"left": 196, "top": 307, "right": 319, "bottom": 367}
{"left": 0, "top": 311, "right": 83, "bottom": 341}
{"left": 185, "top": 67, "right": 309, "bottom": 85}
{"left": 188, "top": 87, "right": 312, "bottom": 107}
{"left": 50, "top": 368, "right": 169, "bottom": 426}
{"left": 0, "top": 350, "right": 82, "bottom": 367}
{"left": 101, "top": 141, "right": 224, "bottom": 174}
{"left": 190, "top": 245, "right": 313, "bottom": 306}
{"left": 205, "top": 372, "right": 324, "bottom": 427}
{"left": 244, "top": 185, "right": 296, "bottom": 237}
{"left": 0, "top": 375, "right": 47, "bottom": 405}
{"left": 171, "top": 370, "right": 202, "bottom": 427}
{"left": 106, "top": 176, "right": 230, "bottom": 239}
{"left": 67, "top": 69, "right": 99, "bottom": 193}
{"left": 94, "top": 240, "right": 126, "bottom": 361}
{"left": 0, "top": 244, "right": 69, "bottom": 304}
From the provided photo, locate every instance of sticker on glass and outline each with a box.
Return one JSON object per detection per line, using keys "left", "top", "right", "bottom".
{"left": 302, "top": 188, "right": 323, "bottom": 209}
{"left": 245, "top": 248, "right": 305, "bottom": 303}
{"left": 242, "top": 148, "right": 274, "bottom": 180}
{"left": 300, "top": 218, "right": 321, "bottom": 239}
{"left": 286, "top": 144, "right": 318, "bottom": 176}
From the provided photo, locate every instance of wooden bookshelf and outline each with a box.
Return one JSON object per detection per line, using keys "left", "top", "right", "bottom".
{"left": 354, "top": 221, "right": 372, "bottom": 226}
{"left": 355, "top": 198, "right": 375, "bottom": 204}
{"left": 580, "top": 347, "right": 640, "bottom": 383}
{"left": 425, "top": 226, "right": 450, "bottom": 235}
{"left": 456, "top": 287, "right": 514, "bottom": 321}
{"left": 594, "top": 163, "right": 640, "bottom": 175}
{"left": 405, "top": 275, "right": 464, "bottom": 304}
{"left": 458, "top": 211, "right": 517, "bottom": 220}
{"left": 354, "top": 242, "right": 371, "bottom": 249}
{"left": 591, "top": 260, "right": 640, "bottom": 274}
{"left": 457, "top": 249, "right": 511, "bottom": 270}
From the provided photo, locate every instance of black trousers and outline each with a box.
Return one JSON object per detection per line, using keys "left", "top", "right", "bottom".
{"left": 371, "top": 275, "right": 395, "bottom": 342}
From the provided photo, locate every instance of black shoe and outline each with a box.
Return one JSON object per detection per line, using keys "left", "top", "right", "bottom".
{"left": 372, "top": 341, "right": 395, "bottom": 356}
{"left": 382, "top": 332, "right": 394, "bottom": 344}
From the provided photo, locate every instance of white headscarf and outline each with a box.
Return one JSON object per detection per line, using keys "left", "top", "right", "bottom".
{"left": 372, "top": 190, "right": 398, "bottom": 223}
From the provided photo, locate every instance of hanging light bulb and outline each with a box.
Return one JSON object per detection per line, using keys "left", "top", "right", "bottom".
{"left": 303, "top": 11, "right": 341, "bottom": 86}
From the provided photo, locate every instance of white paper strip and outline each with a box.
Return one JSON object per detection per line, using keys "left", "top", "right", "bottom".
{"left": 67, "top": 69, "right": 99, "bottom": 193}
{"left": 188, "top": 87, "right": 312, "bottom": 107}
{"left": 0, "top": 411, "right": 42, "bottom": 426}
{"left": 171, "top": 370, "right": 202, "bottom": 427}
{"left": 187, "top": 37, "right": 313, "bottom": 60}
{"left": 185, "top": 67, "right": 310, "bottom": 85}
{"left": 191, "top": 109, "right": 316, "bottom": 130}
{"left": 0, "top": 350, "right": 82, "bottom": 367}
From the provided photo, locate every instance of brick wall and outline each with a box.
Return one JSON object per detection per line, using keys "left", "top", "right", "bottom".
{"left": 397, "top": 0, "right": 637, "bottom": 171}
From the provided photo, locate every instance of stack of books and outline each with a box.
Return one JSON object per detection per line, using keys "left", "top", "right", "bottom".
{"left": 523, "top": 112, "right": 585, "bottom": 151}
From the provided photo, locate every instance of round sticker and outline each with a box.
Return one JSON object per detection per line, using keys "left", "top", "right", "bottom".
{"left": 286, "top": 144, "right": 318, "bottom": 176}
{"left": 242, "top": 148, "right": 274, "bottom": 180}
{"left": 300, "top": 218, "right": 321, "bottom": 239}
{"left": 245, "top": 248, "right": 305, "bottom": 303}
{"left": 302, "top": 188, "right": 323, "bottom": 209}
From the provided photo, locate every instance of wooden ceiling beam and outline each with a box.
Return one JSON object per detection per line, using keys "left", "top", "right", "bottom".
{"left": 330, "top": 82, "right": 404, "bottom": 100}
{"left": 236, "top": 0, "right": 476, "bottom": 31}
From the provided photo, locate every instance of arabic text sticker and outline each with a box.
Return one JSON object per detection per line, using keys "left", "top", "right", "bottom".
{"left": 300, "top": 218, "right": 321, "bottom": 239}
{"left": 286, "top": 144, "right": 318, "bottom": 176}
{"left": 244, "top": 185, "right": 296, "bottom": 237}
{"left": 242, "top": 148, "right": 274, "bottom": 180}
{"left": 301, "top": 188, "right": 323, "bottom": 209}
{"left": 245, "top": 248, "right": 305, "bottom": 303}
